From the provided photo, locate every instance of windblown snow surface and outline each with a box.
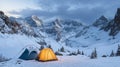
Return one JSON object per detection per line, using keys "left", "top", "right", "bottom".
{"left": 0, "top": 56, "right": 120, "bottom": 67}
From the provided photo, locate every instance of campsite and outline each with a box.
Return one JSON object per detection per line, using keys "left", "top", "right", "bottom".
{"left": 1, "top": 0, "right": 120, "bottom": 67}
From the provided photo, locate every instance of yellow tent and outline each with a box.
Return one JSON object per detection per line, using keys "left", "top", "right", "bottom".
{"left": 38, "top": 48, "right": 58, "bottom": 61}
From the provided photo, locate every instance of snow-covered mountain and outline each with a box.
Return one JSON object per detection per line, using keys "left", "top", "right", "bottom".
{"left": 24, "top": 15, "right": 43, "bottom": 27}
{"left": 0, "top": 11, "right": 21, "bottom": 34}
{"left": 103, "top": 8, "right": 120, "bottom": 37}
{"left": 1, "top": 8, "right": 120, "bottom": 60}
{"left": 93, "top": 15, "right": 108, "bottom": 28}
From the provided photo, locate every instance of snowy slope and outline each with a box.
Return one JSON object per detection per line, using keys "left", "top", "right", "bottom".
{"left": 0, "top": 32, "right": 64, "bottom": 59}
{"left": 0, "top": 56, "right": 120, "bottom": 67}
{"left": 0, "top": 33, "right": 40, "bottom": 58}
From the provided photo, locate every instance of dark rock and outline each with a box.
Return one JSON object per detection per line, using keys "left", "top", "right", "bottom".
{"left": 93, "top": 15, "right": 108, "bottom": 28}
{"left": 103, "top": 8, "right": 120, "bottom": 36}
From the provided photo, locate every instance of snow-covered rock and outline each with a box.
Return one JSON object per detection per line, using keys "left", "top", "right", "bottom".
{"left": 93, "top": 15, "right": 108, "bottom": 28}
{"left": 32, "top": 15, "right": 43, "bottom": 27}
{"left": 103, "top": 8, "right": 120, "bottom": 36}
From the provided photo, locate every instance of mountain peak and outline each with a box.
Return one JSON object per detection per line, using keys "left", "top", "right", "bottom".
{"left": 93, "top": 15, "right": 108, "bottom": 27}
{"left": 0, "top": 11, "right": 4, "bottom": 15}
{"left": 32, "top": 15, "right": 43, "bottom": 27}
{"left": 99, "top": 15, "right": 108, "bottom": 21}
{"left": 114, "top": 8, "right": 120, "bottom": 23}
{"left": 103, "top": 8, "right": 120, "bottom": 36}
{"left": 0, "top": 11, "right": 6, "bottom": 19}
{"left": 24, "top": 15, "right": 43, "bottom": 27}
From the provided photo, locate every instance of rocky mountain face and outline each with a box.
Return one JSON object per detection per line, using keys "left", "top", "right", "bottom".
{"left": 0, "top": 11, "right": 43, "bottom": 37}
{"left": 63, "top": 8, "right": 120, "bottom": 47}
{"left": 44, "top": 19, "right": 85, "bottom": 42}
{"left": 93, "top": 16, "right": 109, "bottom": 29}
{"left": 0, "top": 11, "right": 21, "bottom": 34}
{"left": 24, "top": 16, "right": 37, "bottom": 27}
{"left": 91, "top": 8, "right": 120, "bottom": 37}
{"left": 93, "top": 15, "right": 108, "bottom": 28}
{"left": 24, "top": 15, "right": 43, "bottom": 27}
{"left": 103, "top": 8, "right": 120, "bottom": 37}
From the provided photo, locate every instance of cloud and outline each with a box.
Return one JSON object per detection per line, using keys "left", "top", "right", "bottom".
{"left": 9, "top": 0, "right": 120, "bottom": 23}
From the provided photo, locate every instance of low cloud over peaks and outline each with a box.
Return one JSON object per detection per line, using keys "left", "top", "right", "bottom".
{"left": 1, "top": 0, "right": 120, "bottom": 23}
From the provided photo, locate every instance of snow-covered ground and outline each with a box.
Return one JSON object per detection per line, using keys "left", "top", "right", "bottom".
{"left": 0, "top": 55, "right": 120, "bottom": 67}
{"left": 0, "top": 33, "right": 40, "bottom": 58}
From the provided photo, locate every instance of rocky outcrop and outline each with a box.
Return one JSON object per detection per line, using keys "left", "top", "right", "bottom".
{"left": 24, "top": 15, "right": 43, "bottom": 27}
{"left": 103, "top": 8, "right": 120, "bottom": 36}
{"left": 0, "top": 11, "right": 21, "bottom": 34}
{"left": 93, "top": 15, "right": 108, "bottom": 28}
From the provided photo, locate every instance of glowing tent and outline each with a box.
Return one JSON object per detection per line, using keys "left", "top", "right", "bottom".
{"left": 38, "top": 48, "right": 58, "bottom": 61}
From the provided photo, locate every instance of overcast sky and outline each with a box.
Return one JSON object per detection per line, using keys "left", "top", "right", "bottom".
{"left": 0, "top": 0, "right": 120, "bottom": 23}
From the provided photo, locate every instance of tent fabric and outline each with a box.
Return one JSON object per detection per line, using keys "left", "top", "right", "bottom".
{"left": 19, "top": 48, "right": 37, "bottom": 60}
{"left": 19, "top": 49, "right": 29, "bottom": 60}
{"left": 28, "top": 51, "right": 37, "bottom": 60}
{"left": 38, "top": 48, "right": 58, "bottom": 62}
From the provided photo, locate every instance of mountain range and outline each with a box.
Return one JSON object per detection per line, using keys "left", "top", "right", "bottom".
{"left": 1, "top": 8, "right": 120, "bottom": 57}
